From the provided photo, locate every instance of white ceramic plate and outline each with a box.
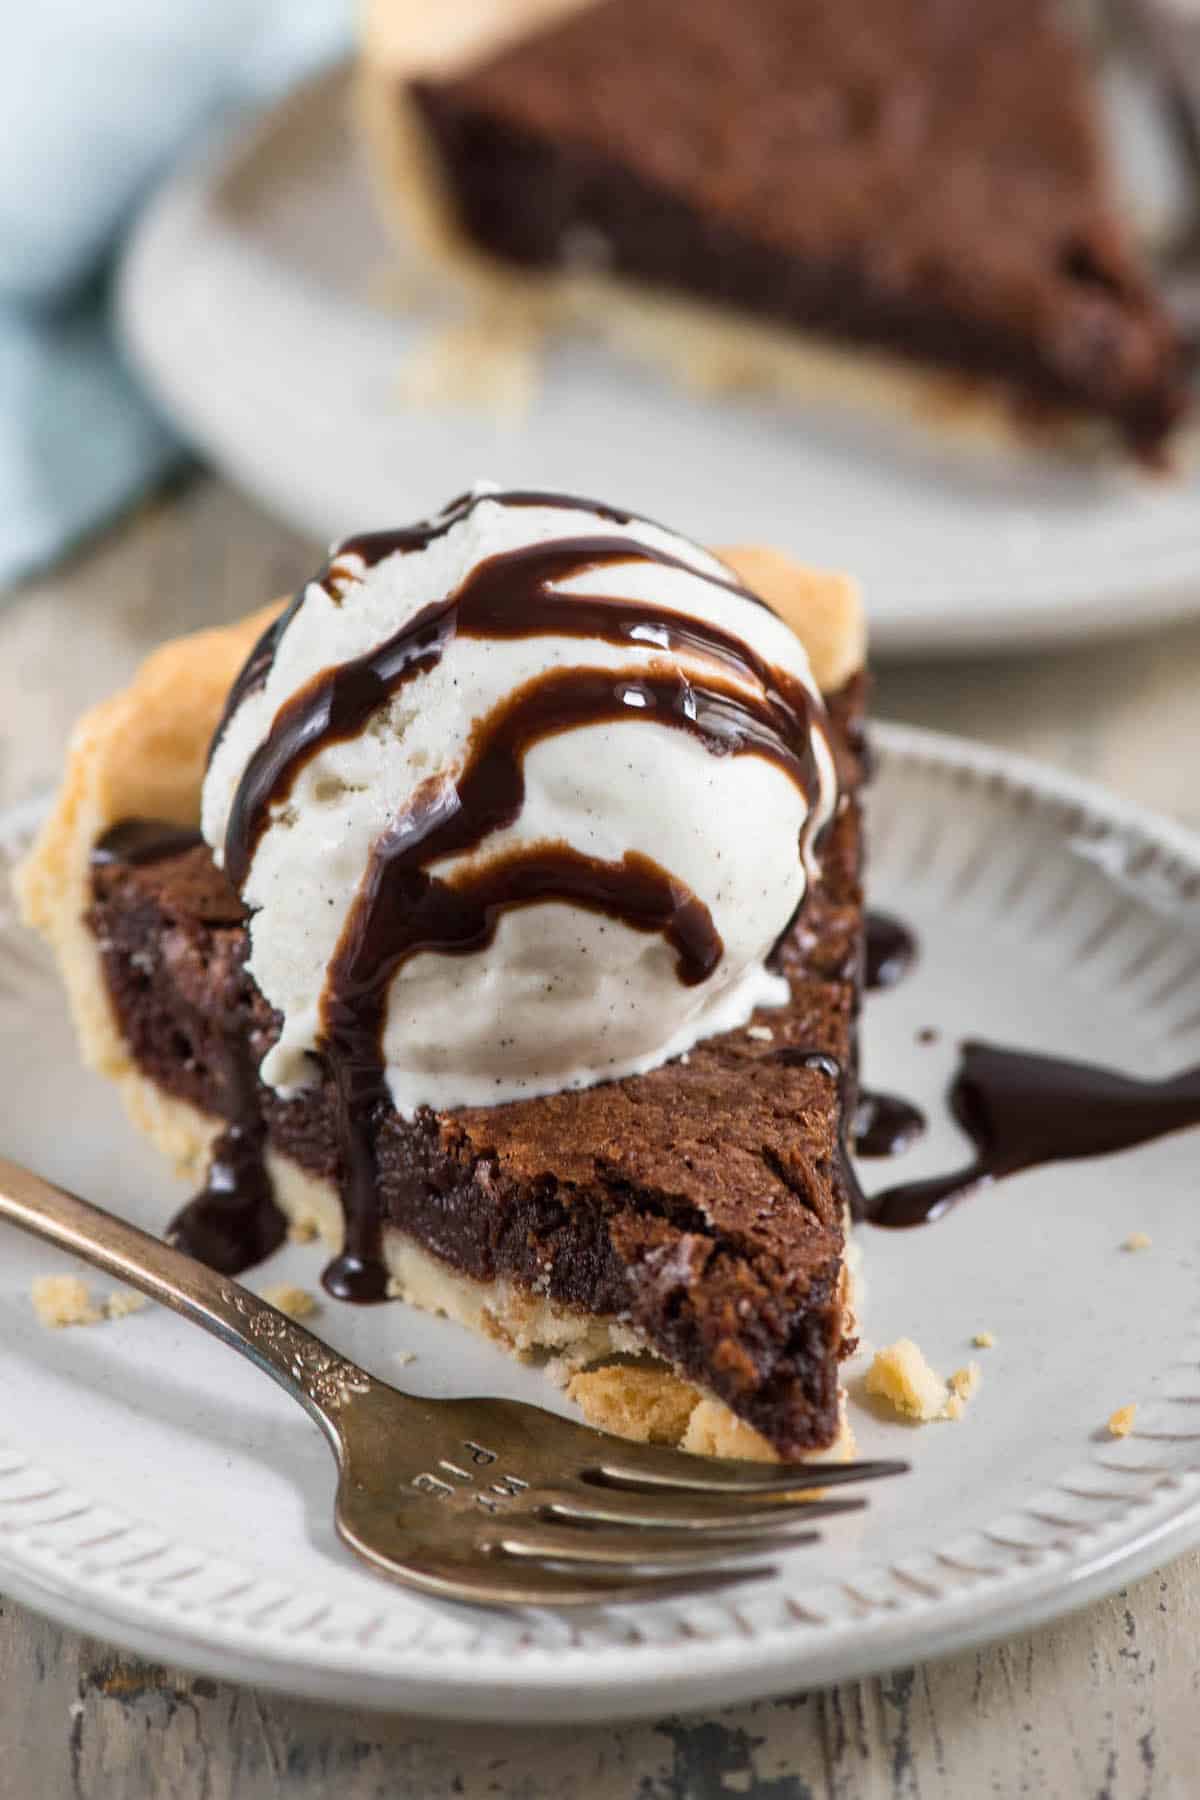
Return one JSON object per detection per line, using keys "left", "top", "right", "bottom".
{"left": 117, "top": 68, "right": 1200, "bottom": 658}
{"left": 4, "top": 725, "right": 1200, "bottom": 1719}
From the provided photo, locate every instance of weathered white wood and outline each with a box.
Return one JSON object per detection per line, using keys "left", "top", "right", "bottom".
{"left": 0, "top": 1559, "right": 1189, "bottom": 1798}
{"left": 2, "top": 476, "right": 1199, "bottom": 1797}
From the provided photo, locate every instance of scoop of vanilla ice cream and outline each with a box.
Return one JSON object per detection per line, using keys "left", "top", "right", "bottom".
{"left": 202, "top": 486, "right": 837, "bottom": 1115}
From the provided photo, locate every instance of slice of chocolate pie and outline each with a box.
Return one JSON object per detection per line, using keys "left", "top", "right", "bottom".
{"left": 361, "top": 0, "right": 1188, "bottom": 460}
{"left": 17, "top": 489, "right": 867, "bottom": 1462}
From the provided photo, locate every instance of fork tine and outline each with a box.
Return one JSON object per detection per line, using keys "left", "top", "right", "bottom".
{"left": 486, "top": 1521, "right": 819, "bottom": 1569}
{"left": 541, "top": 1487, "right": 866, "bottom": 1531}
{"left": 399, "top": 1556, "right": 775, "bottom": 1609}
{"left": 585, "top": 1453, "right": 910, "bottom": 1495}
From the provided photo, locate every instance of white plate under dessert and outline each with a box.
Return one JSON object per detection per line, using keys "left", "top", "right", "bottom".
{"left": 3, "top": 723, "right": 1200, "bottom": 1719}
{"left": 116, "top": 67, "right": 1200, "bottom": 660}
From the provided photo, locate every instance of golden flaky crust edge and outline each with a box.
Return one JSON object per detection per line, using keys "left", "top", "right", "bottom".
{"left": 14, "top": 554, "right": 862, "bottom": 1463}
{"left": 357, "top": 0, "right": 1147, "bottom": 464}
{"left": 15, "top": 602, "right": 281, "bottom": 1090}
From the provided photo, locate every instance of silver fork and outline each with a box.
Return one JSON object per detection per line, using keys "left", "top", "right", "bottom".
{"left": 0, "top": 1156, "right": 904, "bottom": 1608}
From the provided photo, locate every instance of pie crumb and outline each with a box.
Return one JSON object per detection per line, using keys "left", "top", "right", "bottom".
{"left": 261, "top": 1284, "right": 318, "bottom": 1321}
{"left": 287, "top": 1218, "right": 319, "bottom": 1245}
{"left": 945, "top": 1363, "right": 982, "bottom": 1420}
{"left": 864, "top": 1339, "right": 948, "bottom": 1422}
{"left": 394, "top": 1350, "right": 417, "bottom": 1368}
{"left": 864, "top": 1342, "right": 981, "bottom": 1423}
{"left": 105, "top": 1290, "right": 147, "bottom": 1321}
{"left": 1123, "top": 1232, "right": 1152, "bottom": 1252}
{"left": 32, "top": 1276, "right": 103, "bottom": 1329}
{"left": 973, "top": 1331, "right": 995, "bottom": 1348}
{"left": 1108, "top": 1404, "right": 1137, "bottom": 1438}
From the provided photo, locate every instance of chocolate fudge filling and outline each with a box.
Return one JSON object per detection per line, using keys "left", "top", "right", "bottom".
{"left": 408, "top": 0, "right": 1187, "bottom": 456}
{"left": 88, "top": 677, "right": 866, "bottom": 1457}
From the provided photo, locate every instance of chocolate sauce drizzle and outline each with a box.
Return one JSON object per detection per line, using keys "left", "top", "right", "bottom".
{"left": 223, "top": 536, "right": 793, "bottom": 890}
{"left": 214, "top": 497, "right": 826, "bottom": 1300}
{"left": 332, "top": 487, "right": 639, "bottom": 570}
{"left": 867, "top": 1042, "right": 1200, "bottom": 1228}
{"left": 209, "top": 486, "right": 759, "bottom": 765}
{"left": 209, "top": 592, "right": 306, "bottom": 763}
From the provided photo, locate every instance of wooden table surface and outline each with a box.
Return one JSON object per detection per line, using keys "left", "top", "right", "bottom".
{"left": 3, "top": 476, "right": 1199, "bottom": 1799}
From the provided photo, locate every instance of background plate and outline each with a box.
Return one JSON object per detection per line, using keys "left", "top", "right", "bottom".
{"left": 3, "top": 727, "right": 1200, "bottom": 1719}
{"left": 117, "top": 67, "right": 1200, "bottom": 658}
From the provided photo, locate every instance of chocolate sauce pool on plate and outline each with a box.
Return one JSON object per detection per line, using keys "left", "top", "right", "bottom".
{"left": 867, "top": 1041, "right": 1200, "bottom": 1228}
{"left": 853, "top": 910, "right": 1200, "bottom": 1222}
{"left": 864, "top": 910, "right": 918, "bottom": 991}
{"left": 853, "top": 1091, "right": 927, "bottom": 1158}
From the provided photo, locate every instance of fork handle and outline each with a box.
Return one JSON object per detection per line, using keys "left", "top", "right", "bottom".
{"left": 0, "top": 1155, "right": 374, "bottom": 1437}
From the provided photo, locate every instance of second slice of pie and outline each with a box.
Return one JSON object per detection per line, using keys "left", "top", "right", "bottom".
{"left": 362, "top": 0, "right": 1188, "bottom": 460}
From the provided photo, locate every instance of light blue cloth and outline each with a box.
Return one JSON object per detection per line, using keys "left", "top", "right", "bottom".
{"left": 0, "top": 0, "right": 350, "bottom": 585}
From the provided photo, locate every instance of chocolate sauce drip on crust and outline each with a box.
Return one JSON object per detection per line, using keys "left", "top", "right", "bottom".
{"left": 89, "top": 823, "right": 287, "bottom": 1278}
{"left": 869, "top": 1040, "right": 1200, "bottom": 1228}
{"left": 773, "top": 1047, "right": 840, "bottom": 1079}
{"left": 161, "top": 1012, "right": 287, "bottom": 1275}
{"left": 853, "top": 1090, "right": 927, "bottom": 1158}
{"left": 864, "top": 911, "right": 919, "bottom": 991}
{"left": 167, "top": 1111, "right": 286, "bottom": 1276}
{"left": 91, "top": 820, "right": 203, "bottom": 866}
{"left": 223, "top": 535, "right": 792, "bottom": 889}
{"left": 773, "top": 1046, "right": 872, "bottom": 1219}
